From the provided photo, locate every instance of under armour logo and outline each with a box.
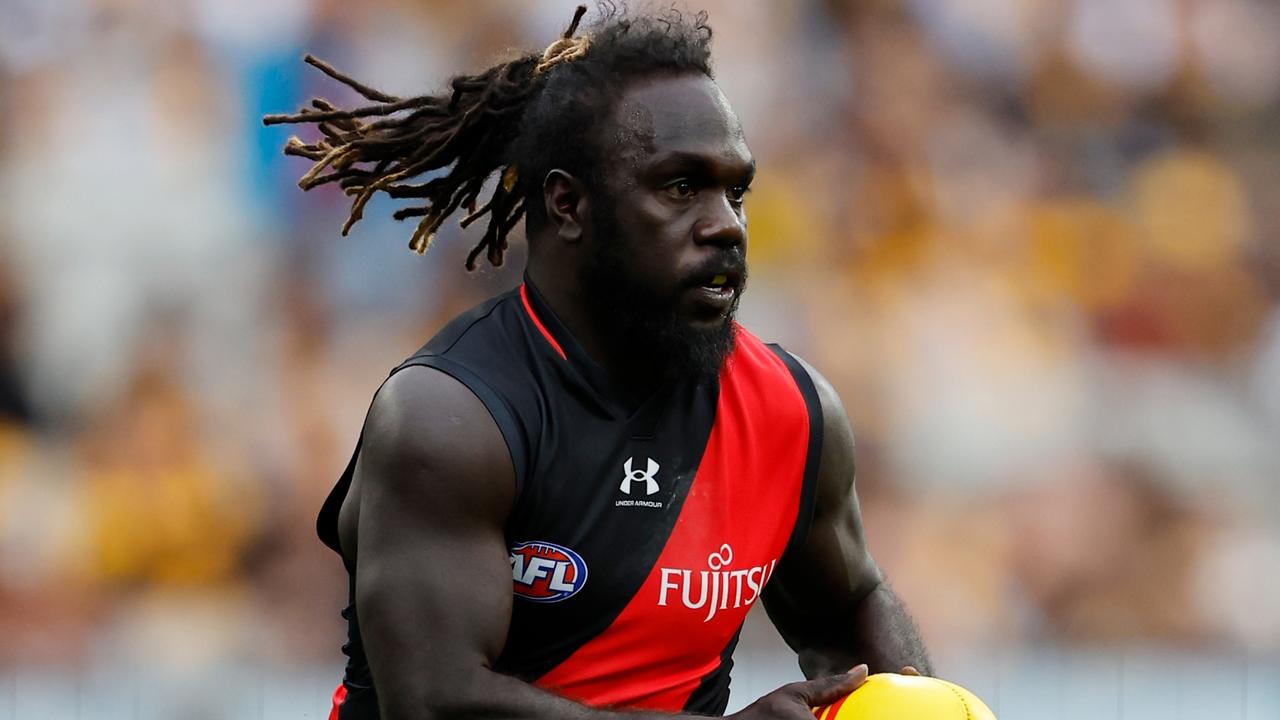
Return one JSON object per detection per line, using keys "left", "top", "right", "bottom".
{"left": 620, "top": 457, "right": 660, "bottom": 496}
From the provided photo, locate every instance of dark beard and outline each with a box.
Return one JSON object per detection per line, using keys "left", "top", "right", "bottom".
{"left": 579, "top": 208, "right": 744, "bottom": 387}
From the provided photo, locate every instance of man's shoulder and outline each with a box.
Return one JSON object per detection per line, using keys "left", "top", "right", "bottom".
{"left": 353, "top": 362, "right": 516, "bottom": 540}
{"left": 377, "top": 286, "right": 541, "bottom": 487}
{"left": 727, "top": 325, "right": 826, "bottom": 400}
{"left": 412, "top": 286, "right": 524, "bottom": 360}
{"left": 393, "top": 285, "right": 543, "bottom": 402}
{"left": 400, "top": 283, "right": 547, "bottom": 391}
{"left": 728, "top": 327, "right": 848, "bottom": 441}
{"left": 727, "top": 326, "right": 855, "bottom": 450}
{"left": 367, "top": 364, "right": 483, "bottom": 443}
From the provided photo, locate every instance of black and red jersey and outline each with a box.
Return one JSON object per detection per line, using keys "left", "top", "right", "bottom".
{"left": 318, "top": 279, "right": 823, "bottom": 718}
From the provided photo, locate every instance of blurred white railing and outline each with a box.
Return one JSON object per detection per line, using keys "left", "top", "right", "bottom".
{"left": 4, "top": 611, "right": 1277, "bottom": 719}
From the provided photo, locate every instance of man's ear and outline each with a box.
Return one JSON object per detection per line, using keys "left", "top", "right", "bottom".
{"left": 543, "top": 169, "right": 589, "bottom": 243}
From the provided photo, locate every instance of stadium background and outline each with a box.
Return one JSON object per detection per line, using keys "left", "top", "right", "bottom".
{"left": 0, "top": 0, "right": 1278, "bottom": 717}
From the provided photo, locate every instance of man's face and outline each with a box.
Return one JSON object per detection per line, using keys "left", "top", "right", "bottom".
{"left": 579, "top": 73, "right": 754, "bottom": 383}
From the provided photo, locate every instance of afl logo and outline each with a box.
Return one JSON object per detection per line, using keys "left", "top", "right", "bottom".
{"left": 509, "top": 541, "right": 588, "bottom": 603}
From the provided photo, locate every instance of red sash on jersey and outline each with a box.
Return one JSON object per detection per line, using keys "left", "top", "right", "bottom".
{"left": 534, "top": 329, "right": 811, "bottom": 709}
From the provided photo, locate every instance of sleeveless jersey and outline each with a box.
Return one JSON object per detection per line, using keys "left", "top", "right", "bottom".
{"left": 318, "top": 279, "right": 823, "bottom": 719}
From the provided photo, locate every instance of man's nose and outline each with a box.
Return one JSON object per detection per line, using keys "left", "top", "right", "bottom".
{"left": 693, "top": 194, "right": 745, "bottom": 248}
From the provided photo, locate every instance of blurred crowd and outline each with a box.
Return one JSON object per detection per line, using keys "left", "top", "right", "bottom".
{"left": 0, "top": 0, "right": 1278, "bottom": 677}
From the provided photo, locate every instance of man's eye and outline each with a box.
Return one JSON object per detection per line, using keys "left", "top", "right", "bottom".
{"left": 728, "top": 184, "right": 750, "bottom": 202}
{"left": 666, "top": 180, "right": 695, "bottom": 199}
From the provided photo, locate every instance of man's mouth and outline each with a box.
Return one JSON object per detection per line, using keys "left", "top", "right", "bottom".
{"left": 702, "top": 273, "right": 733, "bottom": 294}
{"left": 690, "top": 269, "right": 743, "bottom": 315}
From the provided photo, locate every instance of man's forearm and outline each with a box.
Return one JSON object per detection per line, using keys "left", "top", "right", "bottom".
{"left": 401, "top": 663, "right": 862, "bottom": 720}
{"left": 391, "top": 667, "right": 701, "bottom": 720}
{"left": 797, "top": 582, "right": 932, "bottom": 679}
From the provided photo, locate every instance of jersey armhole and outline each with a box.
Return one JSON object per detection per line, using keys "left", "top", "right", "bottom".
{"left": 765, "top": 343, "right": 824, "bottom": 563}
{"left": 315, "top": 355, "right": 529, "bottom": 557}
{"left": 398, "top": 354, "right": 529, "bottom": 497}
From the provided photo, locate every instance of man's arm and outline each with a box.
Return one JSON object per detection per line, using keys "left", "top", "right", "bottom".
{"left": 761, "top": 356, "right": 933, "bottom": 679}
{"left": 348, "top": 365, "right": 866, "bottom": 720}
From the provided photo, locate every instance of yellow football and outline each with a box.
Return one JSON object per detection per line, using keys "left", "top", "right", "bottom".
{"left": 813, "top": 673, "right": 997, "bottom": 720}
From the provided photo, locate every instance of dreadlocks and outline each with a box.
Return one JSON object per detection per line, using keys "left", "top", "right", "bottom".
{"left": 262, "top": 2, "right": 713, "bottom": 270}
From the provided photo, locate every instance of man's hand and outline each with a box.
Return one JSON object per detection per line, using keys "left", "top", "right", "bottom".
{"left": 731, "top": 665, "right": 869, "bottom": 720}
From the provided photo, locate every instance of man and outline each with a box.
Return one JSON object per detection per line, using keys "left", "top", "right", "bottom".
{"left": 265, "top": 5, "right": 931, "bottom": 720}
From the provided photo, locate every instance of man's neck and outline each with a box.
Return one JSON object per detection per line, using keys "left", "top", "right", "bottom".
{"left": 524, "top": 263, "right": 665, "bottom": 397}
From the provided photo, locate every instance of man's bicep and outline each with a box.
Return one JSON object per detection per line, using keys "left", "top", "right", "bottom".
{"left": 351, "top": 366, "right": 517, "bottom": 716}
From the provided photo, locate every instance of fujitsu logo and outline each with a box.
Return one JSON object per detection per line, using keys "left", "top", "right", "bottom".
{"left": 656, "top": 544, "right": 777, "bottom": 623}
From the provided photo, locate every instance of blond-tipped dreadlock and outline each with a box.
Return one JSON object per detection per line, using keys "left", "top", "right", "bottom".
{"left": 262, "top": 2, "right": 713, "bottom": 270}
{"left": 263, "top": 6, "right": 589, "bottom": 269}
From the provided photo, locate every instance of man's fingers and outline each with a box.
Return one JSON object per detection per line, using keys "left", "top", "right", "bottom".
{"left": 900, "top": 666, "right": 921, "bottom": 676}
{"left": 793, "top": 665, "right": 869, "bottom": 707}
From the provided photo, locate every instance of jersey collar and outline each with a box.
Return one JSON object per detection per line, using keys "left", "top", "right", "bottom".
{"left": 519, "top": 276, "right": 680, "bottom": 418}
